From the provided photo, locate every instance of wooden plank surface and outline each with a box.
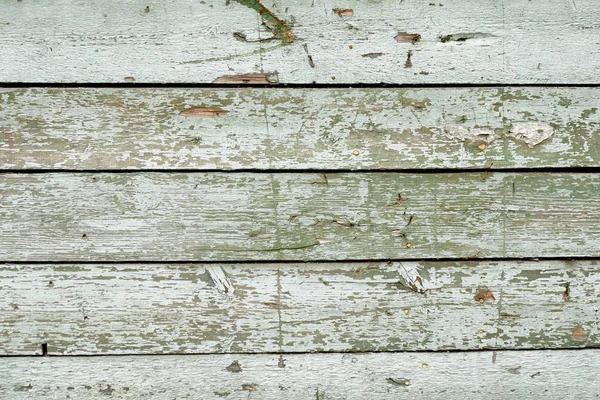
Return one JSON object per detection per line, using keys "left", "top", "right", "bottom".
{"left": 1, "top": 87, "right": 599, "bottom": 170}
{"left": 1, "top": 172, "right": 599, "bottom": 261}
{"left": 3, "top": 350, "right": 600, "bottom": 399}
{"left": 1, "top": 0, "right": 599, "bottom": 83}
{"left": 2, "top": 261, "right": 597, "bottom": 355}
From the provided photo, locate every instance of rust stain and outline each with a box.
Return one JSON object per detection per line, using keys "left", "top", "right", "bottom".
{"left": 1, "top": 128, "right": 16, "bottom": 163}
{"left": 213, "top": 73, "right": 277, "bottom": 84}
{"left": 474, "top": 289, "right": 495, "bottom": 303}
{"left": 179, "top": 107, "right": 229, "bottom": 118}
{"left": 571, "top": 326, "right": 589, "bottom": 342}
{"left": 395, "top": 32, "right": 421, "bottom": 43}
{"left": 333, "top": 8, "right": 353, "bottom": 16}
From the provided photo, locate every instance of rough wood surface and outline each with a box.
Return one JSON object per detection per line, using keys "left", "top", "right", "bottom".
{"left": 1, "top": 261, "right": 597, "bottom": 355}
{"left": 3, "top": 350, "right": 600, "bottom": 399}
{"left": 1, "top": 172, "right": 599, "bottom": 261}
{"left": 1, "top": 0, "right": 599, "bottom": 83}
{"left": 1, "top": 87, "right": 599, "bottom": 170}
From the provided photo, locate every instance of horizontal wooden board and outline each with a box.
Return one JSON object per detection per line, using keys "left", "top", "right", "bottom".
{"left": 1, "top": 261, "right": 598, "bottom": 355}
{"left": 1, "top": 0, "right": 599, "bottom": 83}
{"left": 1, "top": 172, "right": 599, "bottom": 261}
{"left": 1, "top": 87, "right": 599, "bottom": 170}
{"left": 3, "top": 350, "right": 600, "bottom": 399}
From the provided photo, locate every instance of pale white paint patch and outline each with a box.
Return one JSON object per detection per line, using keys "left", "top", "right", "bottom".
{"left": 205, "top": 266, "right": 235, "bottom": 296}
{"left": 509, "top": 122, "right": 555, "bottom": 148}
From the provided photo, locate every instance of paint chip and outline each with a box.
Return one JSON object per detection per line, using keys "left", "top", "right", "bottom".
{"left": 395, "top": 32, "right": 421, "bottom": 43}
{"left": 123, "top": 76, "right": 136, "bottom": 82}
{"left": 474, "top": 289, "right": 495, "bottom": 303}
{"left": 179, "top": 107, "right": 229, "bottom": 118}
{"left": 316, "top": 238, "right": 334, "bottom": 244}
{"left": 333, "top": 8, "right": 353, "bottom": 16}
{"left": 226, "top": 360, "right": 242, "bottom": 373}
{"left": 509, "top": 122, "right": 554, "bottom": 148}
{"left": 571, "top": 326, "right": 589, "bottom": 342}
{"left": 213, "top": 73, "right": 278, "bottom": 84}
{"left": 242, "top": 384, "right": 257, "bottom": 391}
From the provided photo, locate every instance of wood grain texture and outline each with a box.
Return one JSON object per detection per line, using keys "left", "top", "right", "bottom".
{"left": 3, "top": 350, "right": 600, "bottom": 399}
{"left": 1, "top": 172, "right": 599, "bottom": 261}
{"left": 2, "top": 261, "right": 598, "bottom": 355}
{"left": 1, "top": 87, "right": 599, "bottom": 170}
{"left": 1, "top": 0, "right": 599, "bottom": 83}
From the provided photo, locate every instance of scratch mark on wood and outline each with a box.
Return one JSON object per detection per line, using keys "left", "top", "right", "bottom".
{"left": 387, "top": 377, "right": 410, "bottom": 386}
{"left": 233, "top": 0, "right": 295, "bottom": 43}
{"left": 179, "top": 107, "right": 228, "bottom": 117}
{"left": 404, "top": 50, "right": 413, "bottom": 68}
{"left": 439, "top": 32, "right": 496, "bottom": 42}
{"left": 276, "top": 268, "right": 283, "bottom": 351}
{"left": 205, "top": 266, "right": 235, "bottom": 296}
{"left": 362, "top": 52, "right": 384, "bottom": 58}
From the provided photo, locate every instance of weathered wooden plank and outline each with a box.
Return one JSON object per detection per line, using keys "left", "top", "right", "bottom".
{"left": 1, "top": 261, "right": 597, "bottom": 355}
{"left": 3, "top": 350, "right": 600, "bottom": 399}
{"left": 1, "top": 172, "right": 599, "bottom": 261}
{"left": 1, "top": 0, "right": 599, "bottom": 83}
{"left": 1, "top": 87, "right": 599, "bottom": 170}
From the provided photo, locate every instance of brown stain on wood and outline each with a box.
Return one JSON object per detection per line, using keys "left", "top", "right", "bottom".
{"left": 213, "top": 73, "right": 277, "bottom": 84}
{"left": 474, "top": 289, "right": 495, "bottom": 303}
{"left": 179, "top": 107, "right": 229, "bottom": 118}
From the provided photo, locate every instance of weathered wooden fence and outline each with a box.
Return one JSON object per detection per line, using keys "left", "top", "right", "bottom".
{"left": 1, "top": 0, "right": 599, "bottom": 398}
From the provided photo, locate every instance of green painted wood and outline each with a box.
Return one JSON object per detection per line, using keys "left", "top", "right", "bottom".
{"left": 1, "top": 261, "right": 597, "bottom": 355}
{"left": 1, "top": 172, "right": 599, "bottom": 261}
{"left": 1, "top": 87, "right": 599, "bottom": 170}
{"left": 3, "top": 350, "right": 600, "bottom": 399}
{"left": 0, "top": 0, "right": 598, "bottom": 84}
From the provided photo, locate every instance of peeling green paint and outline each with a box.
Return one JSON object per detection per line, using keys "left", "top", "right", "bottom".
{"left": 233, "top": 0, "right": 295, "bottom": 43}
